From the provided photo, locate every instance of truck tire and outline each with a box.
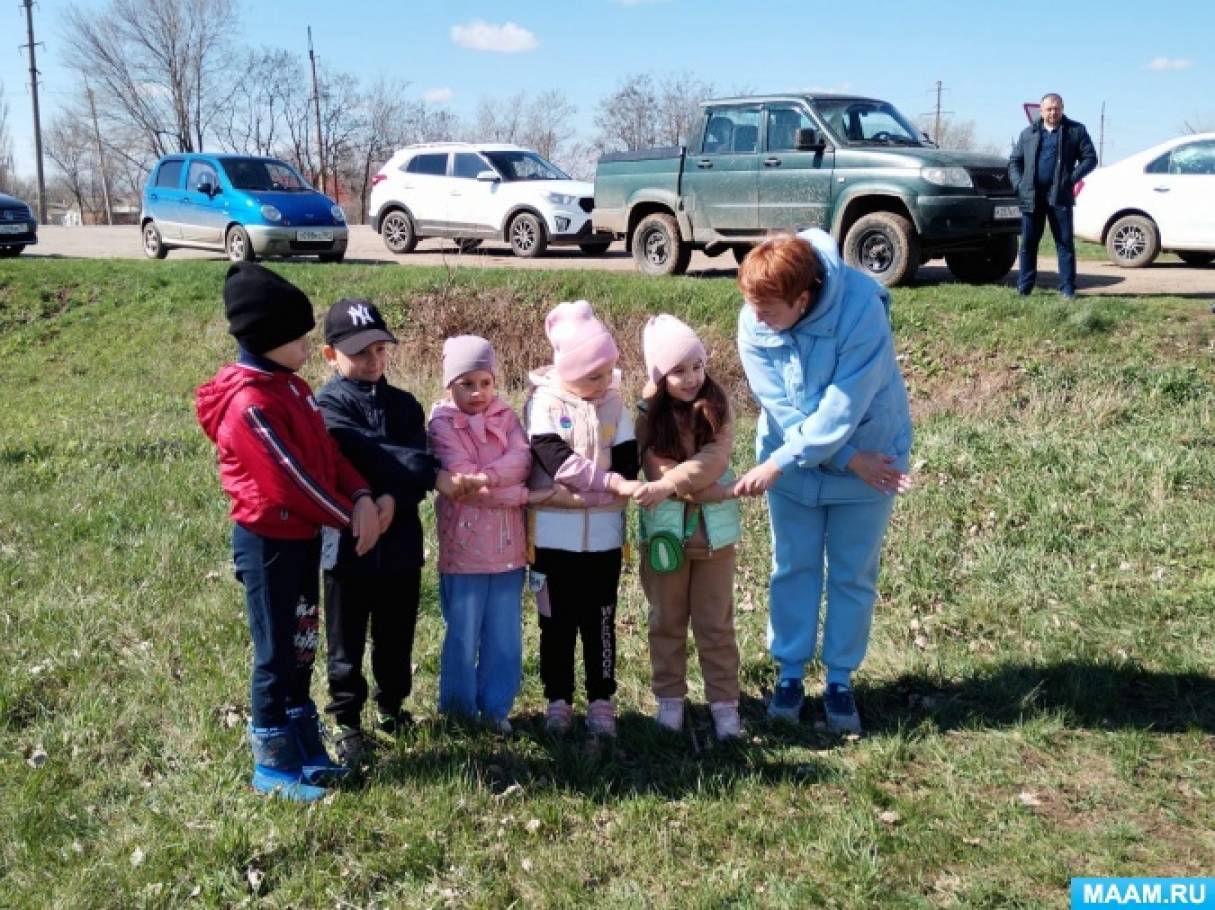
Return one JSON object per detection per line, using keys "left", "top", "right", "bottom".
{"left": 1105, "top": 214, "right": 1159, "bottom": 268}
{"left": 944, "top": 235, "right": 1018, "bottom": 283}
{"left": 843, "top": 212, "right": 919, "bottom": 286}
{"left": 633, "top": 213, "right": 690, "bottom": 276}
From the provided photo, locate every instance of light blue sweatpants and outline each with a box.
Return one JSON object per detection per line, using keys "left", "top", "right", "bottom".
{"left": 439, "top": 568, "right": 525, "bottom": 722}
{"left": 766, "top": 491, "right": 895, "bottom": 686}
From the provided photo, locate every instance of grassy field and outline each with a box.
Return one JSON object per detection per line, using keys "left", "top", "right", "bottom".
{"left": 1, "top": 259, "right": 1213, "bottom": 908}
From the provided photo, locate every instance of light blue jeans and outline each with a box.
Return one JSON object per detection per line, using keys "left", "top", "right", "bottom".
{"left": 439, "top": 569, "right": 525, "bottom": 722}
{"left": 766, "top": 491, "right": 895, "bottom": 686}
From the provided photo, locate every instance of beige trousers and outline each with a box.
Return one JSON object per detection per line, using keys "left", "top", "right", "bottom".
{"left": 640, "top": 546, "right": 740, "bottom": 703}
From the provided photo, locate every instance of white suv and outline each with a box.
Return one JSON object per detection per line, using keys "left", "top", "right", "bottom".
{"left": 368, "top": 142, "right": 609, "bottom": 258}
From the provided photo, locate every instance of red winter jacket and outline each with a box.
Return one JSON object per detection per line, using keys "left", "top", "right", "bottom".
{"left": 196, "top": 362, "right": 370, "bottom": 539}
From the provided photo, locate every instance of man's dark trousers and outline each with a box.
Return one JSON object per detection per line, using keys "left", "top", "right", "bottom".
{"left": 1018, "top": 195, "right": 1076, "bottom": 297}
{"left": 323, "top": 567, "right": 421, "bottom": 728}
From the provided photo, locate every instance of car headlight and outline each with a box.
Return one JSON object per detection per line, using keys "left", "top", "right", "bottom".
{"left": 331, "top": 204, "right": 346, "bottom": 223}
{"left": 920, "top": 166, "right": 973, "bottom": 188}
{"left": 544, "top": 192, "right": 577, "bottom": 206}
{"left": 260, "top": 204, "right": 282, "bottom": 222}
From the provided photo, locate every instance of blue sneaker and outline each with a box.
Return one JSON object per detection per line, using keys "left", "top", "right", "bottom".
{"left": 767, "top": 678, "right": 805, "bottom": 723}
{"left": 824, "top": 683, "right": 862, "bottom": 735}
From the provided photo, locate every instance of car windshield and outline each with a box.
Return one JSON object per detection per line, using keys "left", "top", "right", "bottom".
{"left": 482, "top": 151, "right": 569, "bottom": 181}
{"left": 220, "top": 158, "right": 312, "bottom": 192}
{"left": 812, "top": 100, "right": 926, "bottom": 147}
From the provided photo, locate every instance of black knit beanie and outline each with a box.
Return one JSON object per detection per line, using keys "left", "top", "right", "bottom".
{"left": 223, "top": 262, "right": 315, "bottom": 355}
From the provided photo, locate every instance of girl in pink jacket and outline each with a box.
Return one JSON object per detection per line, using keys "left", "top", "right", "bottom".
{"left": 428, "top": 336, "right": 532, "bottom": 732}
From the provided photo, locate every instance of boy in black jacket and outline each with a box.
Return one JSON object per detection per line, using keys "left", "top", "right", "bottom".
{"left": 317, "top": 299, "right": 439, "bottom": 765}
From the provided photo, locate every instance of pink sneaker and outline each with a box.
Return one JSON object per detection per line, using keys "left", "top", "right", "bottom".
{"left": 587, "top": 699, "right": 617, "bottom": 738}
{"left": 544, "top": 700, "right": 573, "bottom": 735}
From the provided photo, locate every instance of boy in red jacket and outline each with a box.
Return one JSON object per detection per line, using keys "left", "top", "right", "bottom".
{"left": 196, "top": 262, "right": 385, "bottom": 801}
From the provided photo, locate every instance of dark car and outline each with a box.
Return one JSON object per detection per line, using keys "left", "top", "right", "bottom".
{"left": 0, "top": 192, "right": 38, "bottom": 257}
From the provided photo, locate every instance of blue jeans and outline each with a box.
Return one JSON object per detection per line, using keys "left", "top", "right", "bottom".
{"left": 438, "top": 569, "right": 525, "bottom": 721}
{"left": 1019, "top": 200, "right": 1076, "bottom": 296}
{"left": 232, "top": 525, "right": 321, "bottom": 728}
{"left": 766, "top": 492, "right": 895, "bottom": 686}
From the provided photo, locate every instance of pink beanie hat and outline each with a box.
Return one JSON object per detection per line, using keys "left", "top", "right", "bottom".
{"left": 442, "top": 334, "right": 497, "bottom": 387}
{"left": 544, "top": 300, "right": 619, "bottom": 381}
{"left": 643, "top": 314, "right": 707, "bottom": 386}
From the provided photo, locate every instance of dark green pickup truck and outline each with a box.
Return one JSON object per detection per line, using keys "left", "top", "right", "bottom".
{"left": 593, "top": 93, "right": 1021, "bottom": 285}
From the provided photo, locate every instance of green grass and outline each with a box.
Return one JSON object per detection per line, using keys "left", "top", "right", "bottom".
{"left": 1, "top": 259, "right": 1213, "bottom": 908}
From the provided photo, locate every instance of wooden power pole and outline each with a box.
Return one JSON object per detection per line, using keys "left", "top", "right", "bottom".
{"left": 87, "top": 87, "right": 113, "bottom": 225}
{"left": 21, "top": 0, "right": 47, "bottom": 224}
{"left": 308, "top": 27, "right": 326, "bottom": 195}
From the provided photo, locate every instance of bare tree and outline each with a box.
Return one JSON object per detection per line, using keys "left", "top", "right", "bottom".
{"left": 62, "top": 0, "right": 238, "bottom": 157}
{"left": 345, "top": 79, "right": 410, "bottom": 222}
{"left": 216, "top": 47, "right": 302, "bottom": 156}
{"left": 473, "top": 91, "right": 528, "bottom": 145}
{"left": 655, "top": 71, "right": 713, "bottom": 146}
{"left": 45, "top": 110, "right": 100, "bottom": 218}
{"left": 1181, "top": 115, "right": 1215, "bottom": 134}
{"left": 522, "top": 90, "right": 577, "bottom": 161}
{"left": 594, "top": 73, "right": 659, "bottom": 153}
{"left": 0, "top": 82, "right": 16, "bottom": 194}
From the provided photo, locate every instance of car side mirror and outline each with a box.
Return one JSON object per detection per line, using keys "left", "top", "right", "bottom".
{"left": 795, "top": 128, "right": 825, "bottom": 151}
{"left": 197, "top": 180, "right": 217, "bottom": 197}
{"left": 476, "top": 170, "right": 500, "bottom": 182}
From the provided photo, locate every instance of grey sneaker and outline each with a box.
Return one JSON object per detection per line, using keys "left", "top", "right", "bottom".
{"left": 587, "top": 699, "right": 617, "bottom": 738}
{"left": 654, "top": 697, "right": 685, "bottom": 732}
{"left": 767, "top": 679, "right": 805, "bottom": 723}
{"left": 823, "top": 683, "right": 862, "bottom": 735}
{"left": 710, "top": 701, "right": 743, "bottom": 740}
{"left": 333, "top": 725, "right": 371, "bottom": 768}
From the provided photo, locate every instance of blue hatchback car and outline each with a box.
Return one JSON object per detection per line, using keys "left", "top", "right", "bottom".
{"left": 140, "top": 153, "right": 348, "bottom": 262}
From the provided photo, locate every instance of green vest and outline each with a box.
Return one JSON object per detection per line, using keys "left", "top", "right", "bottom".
{"left": 638, "top": 472, "right": 741, "bottom": 573}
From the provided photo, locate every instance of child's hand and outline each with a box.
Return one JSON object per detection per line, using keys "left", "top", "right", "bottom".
{"left": 632, "top": 479, "right": 675, "bottom": 508}
{"left": 351, "top": 496, "right": 382, "bottom": 556}
{"left": 435, "top": 470, "right": 457, "bottom": 498}
{"left": 612, "top": 479, "right": 644, "bottom": 499}
{"left": 733, "top": 460, "right": 782, "bottom": 497}
{"left": 375, "top": 493, "right": 396, "bottom": 533}
{"left": 849, "top": 452, "right": 912, "bottom": 495}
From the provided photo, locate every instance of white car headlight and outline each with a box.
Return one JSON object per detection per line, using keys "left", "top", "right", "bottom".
{"left": 260, "top": 204, "right": 282, "bottom": 222}
{"left": 921, "top": 167, "right": 973, "bottom": 188}
{"left": 331, "top": 204, "right": 346, "bottom": 223}
{"left": 544, "top": 192, "right": 577, "bottom": 206}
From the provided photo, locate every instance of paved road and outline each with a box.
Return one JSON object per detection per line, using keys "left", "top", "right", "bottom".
{"left": 21, "top": 225, "right": 1215, "bottom": 297}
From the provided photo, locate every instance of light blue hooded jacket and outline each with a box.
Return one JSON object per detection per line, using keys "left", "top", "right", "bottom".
{"left": 736, "top": 229, "right": 912, "bottom": 506}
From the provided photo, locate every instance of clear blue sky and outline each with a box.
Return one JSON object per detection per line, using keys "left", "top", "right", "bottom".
{"left": 3, "top": 0, "right": 1211, "bottom": 178}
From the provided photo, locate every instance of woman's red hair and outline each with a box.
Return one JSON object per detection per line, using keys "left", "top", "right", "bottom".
{"left": 737, "top": 233, "right": 821, "bottom": 304}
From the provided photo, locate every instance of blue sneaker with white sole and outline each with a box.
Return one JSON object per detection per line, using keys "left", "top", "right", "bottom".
{"left": 767, "top": 678, "right": 805, "bottom": 723}
{"left": 824, "top": 683, "right": 862, "bottom": 735}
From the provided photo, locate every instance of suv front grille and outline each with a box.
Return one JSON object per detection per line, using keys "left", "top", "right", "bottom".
{"left": 579, "top": 197, "right": 594, "bottom": 213}
{"left": 967, "top": 167, "right": 1015, "bottom": 196}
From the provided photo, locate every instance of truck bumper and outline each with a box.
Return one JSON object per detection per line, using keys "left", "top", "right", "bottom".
{"left": 246, "top": 225, "right": 349, "bottom": 257}
{"left": 916, "top": 196, "right": 1021, "bottom": 250}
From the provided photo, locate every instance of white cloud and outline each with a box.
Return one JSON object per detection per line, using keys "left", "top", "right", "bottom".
{"left": 1146, "top": 56, "right": 1193, "bottom": 71}
{"left": 423, "top": 87, "right": 454, "bottom": 104}
{"left": 450, "top": 20, "right": 539, "bottom": 54}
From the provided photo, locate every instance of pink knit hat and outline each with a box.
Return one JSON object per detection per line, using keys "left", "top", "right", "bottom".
{"left": 544, "top": 300, "right": 619, "bottom": 381}
{"left": 442, "top": 334, "right": 497, "bottom": 387}
{"left": 643, "top": 314, "right": 707, "bottom": 386}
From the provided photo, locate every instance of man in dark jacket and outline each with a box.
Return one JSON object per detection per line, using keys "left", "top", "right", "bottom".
{"left": 316, "top": 298, "right": 439, "bottom": 765}
{"left": 1008, "top": 93, "right": 1098, "bottom": 299}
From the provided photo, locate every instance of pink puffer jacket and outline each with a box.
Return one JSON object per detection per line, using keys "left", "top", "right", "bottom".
{"left": 428, "top": 396, "right": 532, "bottom": 574}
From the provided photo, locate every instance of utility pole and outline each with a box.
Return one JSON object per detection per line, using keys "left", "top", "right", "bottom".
{"left": 920, "top": 81, "right": 953, "bottom": 146}
{"left": 86, "top": 87, "right": 113, "bottom": 225}
{"left": 307, "top": 26, "right": 325, "bottom": 195}
{"left": 1098, "top": 101, "right": 1106, "bottom": 166}
{"left": 20, "top": 0, "right": 47, "bottom": 224}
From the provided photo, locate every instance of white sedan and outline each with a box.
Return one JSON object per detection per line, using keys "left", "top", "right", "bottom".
{"left": 1073, "top": 132, "right": 1215, "bottom": 268}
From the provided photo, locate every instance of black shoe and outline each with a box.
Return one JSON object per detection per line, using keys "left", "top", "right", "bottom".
{"left": 375, "top": 708, "right": 414, "bottom": 735}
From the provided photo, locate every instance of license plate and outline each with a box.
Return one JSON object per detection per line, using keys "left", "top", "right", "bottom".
{"left": 0, "top": 224, "right": 26, "bottom": 234}
{"left": 994, "top": 205, "right": 1020, "bottom": 220}
{"left": 296, "top": 229, "right": 333, "bottom": 241}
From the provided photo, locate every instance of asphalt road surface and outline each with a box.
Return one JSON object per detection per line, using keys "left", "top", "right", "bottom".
{"left": 20, "top": 225, "right": 1215, "bottom": 298}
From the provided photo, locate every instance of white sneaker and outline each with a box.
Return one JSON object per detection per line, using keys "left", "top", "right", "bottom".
{"left": 654, "top": 697, "right": 685, "bottom": 732}
{"left": 710, "top": 701, "right": 742, "bottom": 741}
{"left": 587, "top": 699, "right": 617, "bottom": 738}
{"left": 544, "top": 700, "right": 573, "bottom": 735}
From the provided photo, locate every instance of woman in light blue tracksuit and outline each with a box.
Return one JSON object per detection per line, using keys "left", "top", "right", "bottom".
{"left": 734, "top": 229, "right": 913, "bottom": 734}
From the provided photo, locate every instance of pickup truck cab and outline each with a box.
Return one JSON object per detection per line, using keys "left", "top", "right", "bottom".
{"left": 593, "top": 93, "right": 1021, "bottom": 285}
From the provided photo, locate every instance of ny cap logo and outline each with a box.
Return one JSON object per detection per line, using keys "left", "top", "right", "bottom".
{"left": 347, "top": 303, "right": 373, "bottom": 326}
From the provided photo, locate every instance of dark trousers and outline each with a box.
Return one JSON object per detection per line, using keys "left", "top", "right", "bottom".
{"left": 533, "top": 547, "right": 623, "bottom": 704}
{"left": 1019, "top": 198, "right": 1076, "bottom": 296}
{"left": 232, "top": 524, "right": 321, "bottom": 729}
{"left": 322, "top": 567, "right": 420, "bottom": 729}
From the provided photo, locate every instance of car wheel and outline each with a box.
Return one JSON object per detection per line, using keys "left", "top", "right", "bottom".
{"left": 0, "top": 246, "right": 22, "bottom": 258}
{"left": 632, "top": 213, "right": 690, "bottom": 277}
{"left": 944, "top": 235, "right": 1018, "bottom": 283}
{"left": 454, "top": 238, "right": 482, "bottom": 253}
{"left": 1105, "top": 215, "right": 1159, "bottom": 268}
{"left": 380, "top": 210, "right": 418, "bottom": 254}
{"left": 142, "top": 222, "right": 169, "bottom": 259}
{"left": 579, "top": 240, "right": 612, "bottom": 256}
{"left": 731, "top": 244, "right": 753, "bottom": 266}
{"left": 509, "top": 212, "right": 548, "bottom": 258}
{"left": 226, "top": 225, "right": 255, "bottom": 262}
{"left": 318, "top": 251, "right": 345, "bottom": 263}
{"left": 1178, "top": 252, "right": 1214, "bottom": 267}
{"left": 843, "top": 212, "right": 919, "bottom": 286}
